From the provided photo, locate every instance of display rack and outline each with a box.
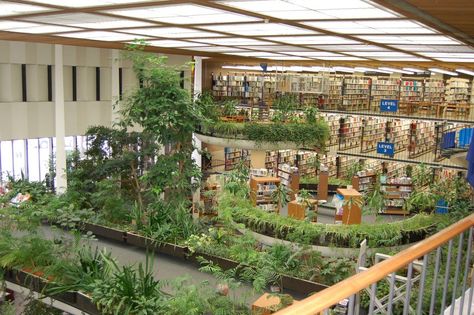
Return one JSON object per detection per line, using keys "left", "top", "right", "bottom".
{"left": 370, "top": 78, "right": 400, "bottom": 111}
{"left": 249, "top": 177, "right": 281, "bottom": 212}
{"left": 342, "top": 77, "right": 371, "bottom": 111}
{"left": 380, "top": 178, "right": 412, "bottom": 215}
{"left": 408, "top": 121, "right": 435, "bottom": 158}
{"left": 339, "top": 116, "right": 362, "bottom": 151}
{"left": 361, "top": 117, "right": 385, "bottom": 153}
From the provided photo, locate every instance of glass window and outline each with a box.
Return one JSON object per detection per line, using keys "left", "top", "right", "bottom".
{"left": 0, "top": 141, "right": 13, "bottom": 182}
{"left": 39, "top": 137, "right": 51, "bottom": 181}
{"left": 13, "top": 140, "right": 26, "bottom": 179}
{"left": 28, "top": 139, "right": 40, "bottom": 182}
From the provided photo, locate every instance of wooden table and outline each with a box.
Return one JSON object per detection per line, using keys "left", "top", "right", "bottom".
{"left": 336, "top": 188, "right": 362, "bottom": 225}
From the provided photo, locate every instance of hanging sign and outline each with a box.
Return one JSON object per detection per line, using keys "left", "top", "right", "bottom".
{"left": 377, "top": 142, "right": 395, "bottom": 156}
{"left": 380, "top": 99, "right": 398, "bottom": 112}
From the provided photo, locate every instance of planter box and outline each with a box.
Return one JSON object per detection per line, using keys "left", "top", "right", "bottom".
{"left": 189, "top": 253, "right": 241, "bottom": 270}
{"left": 76, "top": 292, "right": 101, "bottom": 315}
{"left": 82, "top": 223, "right": 126, "bottom": 242}
{"left": 281, "top": 275, "right": 328, "bottom": 295}
{"left": 126, "top": 232, "right": 189, "bottom": 259}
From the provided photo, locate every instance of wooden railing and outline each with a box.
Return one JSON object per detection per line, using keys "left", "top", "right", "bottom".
{"left": 276, "top": 213, "right": 474, "bottom": 315}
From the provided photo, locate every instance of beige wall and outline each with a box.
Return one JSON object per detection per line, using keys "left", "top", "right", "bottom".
{"left": 0, "top": 40, "right": 192, "bottom": 141}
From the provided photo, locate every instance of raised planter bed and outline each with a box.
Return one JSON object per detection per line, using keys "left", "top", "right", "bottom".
{"left": 77, "top": 292, "right": 101, "bottom": 315}
{"left": 126, "top": 231, "right": 189, "bottom": 259}
{"left": 82, "top": 222, "right": 126, "bottom": 242}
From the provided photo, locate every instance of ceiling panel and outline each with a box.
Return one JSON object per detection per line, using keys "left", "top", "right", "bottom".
{"left": 57, "top": 31, "right": 148, "bottom": 41}
{"left": 357, "top": 34, "right": 462, "bottom": 45}
{"left": 120, "top": 27, "right": 225, "bottom": 38}
{"left": 146, "top": 40, "right": 207, "bottom": 48}
{"left": 194, "top": 37, "right": 274, "bottom": 46}
{"left": 27, "top": 0, "right": 153, "bottom": 8}
{"left": 304, "top": 20, "right": 436, "bottom": 34}
{"left": 0, "top": 21, "right": 80, "bottom": 33}
{"left": 0, "top": 1, "right": 53, "bottom": 17}
{"left": 23, "top": 13, "right": 155, "bottom": 29}
{"left": 262, "top": 35, "right": 361, "bottom": 45}
{"left": 200, "top": 23, "right": 316, "bottom": 36}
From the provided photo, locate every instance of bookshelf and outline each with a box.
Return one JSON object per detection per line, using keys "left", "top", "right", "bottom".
{"left": 352, "top": 172, "right": 377, "bottom": 193}
{"left": 424, "top": 78, "right": 445, "bottom": 104}
{"left": 339, "top": 116, "right": 362, "bottom": 151}
{"left": 370, "top": 78, "right": 400, "bottom": 111}
{"left": 296, "top": 151, "right": 319, "bottom": 176}
{"left": 386, "top": 119, "right": 410, "bottom": 154}
{"left": 224, "top": 148, "right": 250, "bottom": 171}
{"left": 401, "top": 79, "right": 423, "bottom": 103}
{"left": 277, "top": 163, "right": 299, "bottom": 200}
{"left": 342, "top": 77, "right": 371, "bottom": 111}
{"left": 322, "top": 113, "right": 340, "bottom": 147}
{"left": 361, "top": 117, "right": 385, "bottom": 153}
{"left": 249, "top": 177, "right": 281, "bottom": 212}
{"left": 408, "top": 121, "right": 435, "bottom": 158}
{"left": 328, "top": 76, "right": 343, "bottom": 110}
{"left": 380, "top": 177, "right": 412, "bottom": 215}
{"left": 446, "top": 78, "right": 471, "bottom": 104}
{"left": 265, "top": 151, "right": 278, "bottom": 170}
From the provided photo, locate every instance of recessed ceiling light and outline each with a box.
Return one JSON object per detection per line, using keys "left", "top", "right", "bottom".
{"left": 429, "top": 68, "right": 458, "bottom": 76}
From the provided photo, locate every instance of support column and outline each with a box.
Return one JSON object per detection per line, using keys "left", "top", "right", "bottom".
{"left": 192, "top": 56, "right": 203, "bottom": 206}
{"left": 55, "top": 44, "right": 67, "bottom": 193}
{"left": 111, "top": 49, "right": 120, "bottom": 124}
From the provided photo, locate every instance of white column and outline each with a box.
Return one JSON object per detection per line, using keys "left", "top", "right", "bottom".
{"left": 111, "top": 49, "right": 120, "bottom": 124}
{"left": 55, "top": 44, "right": 67, "bottom": 194}
{"left": 192, "top": 56, "right": 203, "bottom": 206}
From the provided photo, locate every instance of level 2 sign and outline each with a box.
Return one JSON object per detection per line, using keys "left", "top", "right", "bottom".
{"left": 377, "top": 142, "right": 395, "bottom": 156}
{"left": 380, "top": 99, "right": 398, "bottom": 112}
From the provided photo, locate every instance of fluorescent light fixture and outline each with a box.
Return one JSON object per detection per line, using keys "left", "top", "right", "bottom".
{"left": 200, "top": 23, "right": 315, "bottom": 36}
{"left": 456, "top": 69, "right": 474, "bottom": 76}
{"left": 379, "top": 67, "right": 414, "bottom": 74}
{"left": 403, "top": 67, "right": 424, "bottom": 73}
{"left": 121, "top": 27, "right": 223, "bottom": 38}
{"left": 57, "top": 31, "right": 146, "bottom": 41}
{"left": 429, "top": 68, "right": 458, "bottom": 76}
{"left": 333, "top": 66, "right": 354, "bottom": 73}
{"left": 355, "top": 67, "right": 392, "bottom": 74}
{"left": 222, "top": 65, "right": 262, "bottom": 71}
{"left": 263, "top": 36, "right": 360, "bottom": 45}
{"left": 0, "top": 2, "right": 52, "bottom": 16}
{"left": 436, "top": 58, "right": 474, "bottom": 62}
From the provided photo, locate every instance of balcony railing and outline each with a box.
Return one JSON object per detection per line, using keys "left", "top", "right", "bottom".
{"left": 276, "top": 213, "right": 474, "bottom": 315}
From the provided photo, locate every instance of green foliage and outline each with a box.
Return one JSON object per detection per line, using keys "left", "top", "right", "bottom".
{"left": 203, "top": 120, "right": 330, "bottom": 150}
{"left": 272, "top": 94, "right": 299, "bottom": 122}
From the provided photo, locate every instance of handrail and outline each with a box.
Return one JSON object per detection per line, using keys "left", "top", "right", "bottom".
{"left": 275, "top": 213, "right": 474, "bottom": 315}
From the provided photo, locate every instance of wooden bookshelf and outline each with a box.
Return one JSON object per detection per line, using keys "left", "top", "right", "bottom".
{"left": 327, "top": 75, "right": 343, "bottom": 110}
{"left": 445, "top": 77, "right": 471, "bottom": 104}
{"left": 408, "top": 121, "right": 435, "bottom": 158}
{"left": 370, "top": 78, "right": 400, "bottom": 111}
{"left": 342, "top": 77, "right": 371, "bottom": 111}
{"left": 278, "top": 163, "right": 299, "bottom": 200}
{"left": 339, "top": 116, "right": 362, "bottom": 151}
{"left": 386, "top": 119, "right": 410, "bottom": 154}
{"left": 424, "top": 78, "right": 445, "bottom": 104}
{"left": 361, "top": 117, "right": 385, "bottom": 153}
{"left": 401, "top": 79, "right": 424, "bottom": 103}
{"left": 250, "top": 177, "right": 281, "bottom": 213}
{"left": 352, "top": 173, "right": 377, "bottom": 193}
{"left": 380, "top": 179, "right": 412, "bottom": 215}
{"left": 225, "top": 148, "right": 250, "bottom": 171}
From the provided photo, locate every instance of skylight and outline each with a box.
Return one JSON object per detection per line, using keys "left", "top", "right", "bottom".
{"left": 200, "top": 23, "right": 315, "bottom": 36}
{"left": 57, "top": 31, "right": 147, "bottom": 41}
{"left": 285, "top": 51, "right": 343, "bottom": 57}
{"left": 358, "top": 35, "right": 462, "bottom": 45}
{"left": 106, "top": 4, "right": 259, "bottom": 24}
{"left": 345, "top": 51, "right": 413, "bottom": 57}
{"left": 146, "top": 40, "right": 206, "bottom": 48}
{"left": 28, "top": 0, "right": 150, "bottom": 8}
{"left": 304, "top": 20, "right": 436, "bottom": 34}
{"left": 224, "top": 52, "right": 286, "bottom": 58}
{"left": 263, "top": 36, "right": 360, "bottom": 45}
{"left": 24, "top": 13, "right": 155, "bottom": 29}
{"left": 307, "top": 45, "right": 388, "bottom": 51}
{"left": 121, "top": 27, "right": 224, "bottom": 38}
{"left": 0, "top": 2, "right": 52, "bottom": 16}
{"left": 194, "top": 37, "right": 273, "bottom": 46}
{"left": 189, "top": 46, "right": 249, "bottom": 52}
